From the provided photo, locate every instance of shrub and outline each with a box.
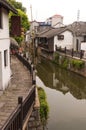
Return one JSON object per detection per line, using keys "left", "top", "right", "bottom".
{"left": 62, "top": 58, "right": 69, "bottom": 69}
{"left": 38, "top": 87, "right": 49, "bottom": 126}
{"left": 71, "top": 59, "right": 85, "bottom": 70}
{"left": 53, "top": 52, "right": 59, "bottom": 64}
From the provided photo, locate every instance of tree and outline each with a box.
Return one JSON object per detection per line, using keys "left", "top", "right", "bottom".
{"left": 7, "top": 0, "right": 26, "bottom": 12}
{"left": 17, "top": 9, "right": 30, "bottom": 31}
{"left": 8, "top": 0, "right": 30, "bottom": 44}
{"left": 9, "top": 9, "right": 30, "bottom": 33}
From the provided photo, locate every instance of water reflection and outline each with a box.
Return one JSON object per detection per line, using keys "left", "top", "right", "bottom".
{"left": 36, "top": 59, "right": 86, "bottom": 100}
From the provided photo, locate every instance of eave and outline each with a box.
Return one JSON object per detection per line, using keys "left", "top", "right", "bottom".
{"left": 0, "top": 0, "right": 17, "bottom": 14}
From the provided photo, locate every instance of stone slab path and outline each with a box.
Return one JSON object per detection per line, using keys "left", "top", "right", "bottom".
{"left": 0, "top": 56, "right": 32, "bottom": 128}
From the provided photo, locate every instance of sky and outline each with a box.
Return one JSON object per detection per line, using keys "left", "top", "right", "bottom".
{"left": 17, "top": 0, "right": 86, "bottom": 25}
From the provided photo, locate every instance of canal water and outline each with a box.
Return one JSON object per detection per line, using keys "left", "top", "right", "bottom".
{"left": 36, "top": 60, "right": 86, "bottom": 130}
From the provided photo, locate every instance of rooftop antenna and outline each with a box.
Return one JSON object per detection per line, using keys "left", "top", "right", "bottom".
{"left": 77, "top": 9, "right": 80, "bottom": 22}
{"left": 30, "top": 4, "right": 34, "bottom": 31}
{"left": 30, "top": 4, "right": 33, "bottom": 21}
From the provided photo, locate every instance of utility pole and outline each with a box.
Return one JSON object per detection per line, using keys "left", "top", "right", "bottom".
{"left": 30, "top": 5, "right": 33, "bottom": 23}
{"left": 30, "top": 5, "right": 39, "bottom": 65}
{"left": 30, "top": 5, "right": 35, "bottom": 64}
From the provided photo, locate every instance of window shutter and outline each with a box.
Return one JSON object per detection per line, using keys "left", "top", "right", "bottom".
{"left": 11, "top": 16, "right": 21, "bottom": 36}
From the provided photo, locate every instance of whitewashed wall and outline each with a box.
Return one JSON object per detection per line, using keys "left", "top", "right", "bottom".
{"left": 74, "top": 36, "right": 84, "bottom": 51}
{"left": 54, "top": 30, "right": 73, "bottom": 51}
{"left": 52, "top": 16, "right": 63, "bottom": 27}
{"left": 0, "top": 39, "right": 10, "bottom": 90}
{"left": 0, "top": 8, "right": 10, "bottom": 90}
{"left": 30, "top": 21, "right": 39, "bottom": 32}
{"left": 25, "top": 31, "right": 30, "bottom": 42}
{"left": 0, "top": 8, "right": 9, "bottom": 39}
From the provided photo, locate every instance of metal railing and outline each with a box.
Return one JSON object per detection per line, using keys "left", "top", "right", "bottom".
{"left": 55, "top": 46, "right": 84, "bottom": 59}
{"left": 16, "top": 53, "right": 36, "bottom": 85}
{"left": 1, "top": 86, "right": 35, "bottom": 130}
{"left": 16, "top": 53, "right": 32, "bottom": 73}
{"left": 1, "top": 53, "right": 36, "bottom": 130}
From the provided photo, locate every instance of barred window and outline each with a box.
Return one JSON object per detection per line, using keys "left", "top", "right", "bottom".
{"left": 58, "top": 35, "right": 64, "bottom": 40}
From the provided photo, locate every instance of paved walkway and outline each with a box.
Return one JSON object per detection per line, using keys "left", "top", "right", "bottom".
{"left": 0, "top": 56, "right": 32, "bottom": 128}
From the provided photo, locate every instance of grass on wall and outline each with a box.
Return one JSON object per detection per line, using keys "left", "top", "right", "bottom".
{"left": 38, "top": 87, "right": 49, "bottom": 128}
{"left": 53, "top": 52, "right": 85, "bottom": 70}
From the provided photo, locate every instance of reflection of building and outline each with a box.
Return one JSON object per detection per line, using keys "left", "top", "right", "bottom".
{"left": 59, "top": 84, "right": 69, "bottom": 94}
{"left": 53, "top": 73, "right": 59, "bottom": 87}
{"left": 53, "top": 73, "right": 69, "bottom": 94}
{"left": 0, "top": 0, "right": 17, "bottom": 90}
{"left": 37, "top": 59, "right": 86, "bottom": 99}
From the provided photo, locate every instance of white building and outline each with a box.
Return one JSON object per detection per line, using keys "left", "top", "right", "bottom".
{"left": 38, "top": 21, "right": 86, "bottom": 59}
{"left": 54, "top": 22, "right": 86, "bottom": 52}
{"left": 54, "top": 29, "right": 73, "bottom": 51}
{"left": 46, "top": 14, "right": 64, "bottom": 28}
{"left": 0, "top": 0, "right": 17, "bottom": 90}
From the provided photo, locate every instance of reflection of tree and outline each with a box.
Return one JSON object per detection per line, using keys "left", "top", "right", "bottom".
{"left": 37, "top": 63, "right": 53, "bottom": 87}
{"left": 37, "top": 60, "right": 86, "bottom": 99}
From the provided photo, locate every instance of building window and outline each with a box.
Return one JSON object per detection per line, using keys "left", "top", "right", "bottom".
{"left": 0, "top": 7, "right": 2, "bottom": 29}
{"left": 4, "top": 50, "right": 8, "bottom": 67}
{"left": 58, "top": 35, "right": 64, "bottom": 40}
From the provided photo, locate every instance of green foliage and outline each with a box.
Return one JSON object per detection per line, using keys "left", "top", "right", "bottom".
{"left": 53, "top": 53, "right": 69, "bottom": 69}
{"left": 38, "top": 87, "right": 49, "bottom": 125}
{"left": 9, "top": 9, "right": 30, "bottom": 44}
{"left": 9, "top": 9, "right": 30, "bottom": 32}
{"left": 71, "top": 59, "right": 85, "bottom": 70}
{"left": 14, "top": 36, "right": 23, "bottom": 45}
{"left": 38, "top": 87, "right": 46, "bottom": 100}
{"left": 8, "top": 0, "right": 30, "bottom": 44}
{"left": 7, "top": 0, "right": 26, "bottom": 12}
{"left": 61, "top": 56, "right": 66, "bottom": 63}
{"left": 62, "top": 58, "right": 69, "bottom": 69}
{"left": 53, "top": 52, "right": 85, "bottom": 70}
{"left": 17, "top": 9, "right": 30, "bottom": 31}
{"left": 53, "top": 52, "right": 59, "bottom": 64}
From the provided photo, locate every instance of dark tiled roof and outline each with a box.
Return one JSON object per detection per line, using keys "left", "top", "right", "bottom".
{"left": 39, "top": 26, "right": 67, "bottom": 38}
{"left": 39, "top": 21, "right": 86, "bottom": 38}
{"left": 67, "top": 21, "right": 86, "bottom": 36}
{"left": 0, "top": 0, "right": 17, "bottom": 14}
